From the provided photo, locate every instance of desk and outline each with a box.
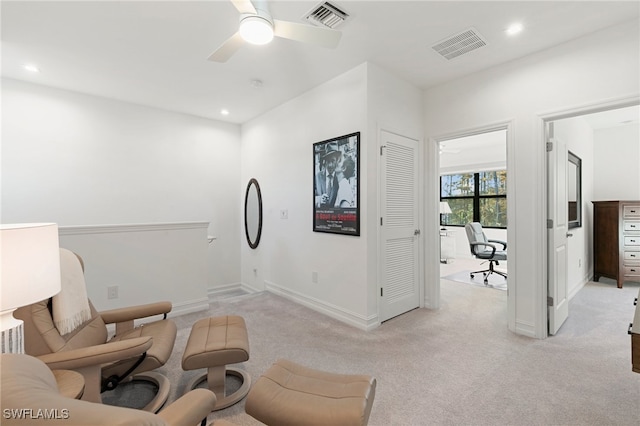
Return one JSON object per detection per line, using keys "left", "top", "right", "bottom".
{"left": 440, "top": 229, "right": 456, "bottom": 263}
{"left": 53, "top": 369, "right": 85, "bottom": 399}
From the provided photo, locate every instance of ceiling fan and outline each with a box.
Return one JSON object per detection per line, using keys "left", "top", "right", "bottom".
{"left": 208, "top": 0, "right": 343, "bottom": 63}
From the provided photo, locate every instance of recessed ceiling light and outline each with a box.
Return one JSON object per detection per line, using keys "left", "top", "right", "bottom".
{"left": 506, "top": 23, "right": 524, "bottom": 36}
{"left": 24, "top": 64, "right": 40, "bottom": 73}
{"left": 221, "top": 109, "right": 230, "bottom": 116}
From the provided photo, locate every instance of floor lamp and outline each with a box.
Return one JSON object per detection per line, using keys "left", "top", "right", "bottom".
{"left": 1, "top": 223, "right": 61, "bottom": 354}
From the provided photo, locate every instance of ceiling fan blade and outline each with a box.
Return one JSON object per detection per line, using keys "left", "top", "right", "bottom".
{"left": 230, "top": 0, "right": 257, "bottom": 15}
{"left": 273, "top": 19, "right": 342, "bottom": 49}
{"left": 207, "top": 31, "right": 245, "bottom": 63}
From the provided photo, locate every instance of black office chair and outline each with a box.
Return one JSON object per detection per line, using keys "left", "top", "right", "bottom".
{"left": 465, "top": 222, "right": 507, "bottom": 285}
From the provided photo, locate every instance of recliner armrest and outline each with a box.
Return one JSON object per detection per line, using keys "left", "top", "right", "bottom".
{"left": 156, "top": 388, "right": 217, "bottom": 425}
{"left": 488, "top": 239, "right": 507, "bottom": 250}
{"left": 36, "top": 336, "right": 152, "bottom": 370}
{"left": 100, "top": 301, "right": 172, "bottom": 324}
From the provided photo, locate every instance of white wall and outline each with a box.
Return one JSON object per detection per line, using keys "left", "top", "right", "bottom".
{"left": 593, "top": 124, "right": 640, "bottom": 200}
{"left": 240, "top": 62, "right": 423, "bottom": 329}
{"left": 240, "top": 64, "right": 369, "bottom": 327}
{"left": 423, "top": 20, "right": 639, "bottom": 337}
{"left": 554, "top": 117, "right": 595, "bottom": 298}
{"left": 1, "top": 79, "right": 242, "bottom": 311}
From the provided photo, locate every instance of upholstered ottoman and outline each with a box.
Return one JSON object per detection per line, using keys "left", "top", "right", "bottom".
{"left": 245, "top": 359, "right": 377, "bottom": 426}
{"left": 181, "top": 316, "right": 251, "bottom": 411}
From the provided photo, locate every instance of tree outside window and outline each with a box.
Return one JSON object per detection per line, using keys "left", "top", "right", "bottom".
{"left": 440, "top": 170, "right": 507, "bottom": 228}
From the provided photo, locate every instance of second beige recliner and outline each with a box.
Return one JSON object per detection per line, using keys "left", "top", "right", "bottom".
{"left": 14, "top": 248, "right": 177, "bottom": 412}
{"left": 0, "top": 353, "right": 237, "bottom": 426}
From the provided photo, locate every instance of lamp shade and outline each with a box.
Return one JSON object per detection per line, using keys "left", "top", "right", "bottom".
{"left": 1, "top": 223, "right": 61, "bottom": 329}
{"left": 439, "top": 202, "right": 452, "bottom": 214}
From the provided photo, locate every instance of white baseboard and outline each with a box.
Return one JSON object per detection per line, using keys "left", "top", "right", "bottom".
{"left": 207, "top": 282, "right": 258, "bottom": 303}
{"left": 514, "top": 320, "right": 537, "bottom": 338}
{"left": 170, "top": 297, "right": 210, "bottom": 317}
{"left": 264, "top": 280, "right": 379, "bottom": 331}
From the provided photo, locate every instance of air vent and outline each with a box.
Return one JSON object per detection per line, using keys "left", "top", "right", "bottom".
{"left": 431, "top": 28, "right": 487, "bottom": 60}
{"left": 304, "top": 1, "right": 349, "bottom": 29}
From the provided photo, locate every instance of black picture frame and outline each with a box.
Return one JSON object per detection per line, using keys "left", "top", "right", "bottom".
{"left": 313, "top": 132, "right": 360, "bottom": 236}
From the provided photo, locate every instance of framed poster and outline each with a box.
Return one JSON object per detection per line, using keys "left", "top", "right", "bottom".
{"left": 313, "top": 132, "right": 360, "bottom": 236}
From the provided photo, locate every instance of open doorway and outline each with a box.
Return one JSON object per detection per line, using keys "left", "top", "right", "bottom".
{"left": 545, "top": 103, "right": 640, "bottom": 335}
{"left": 437, "top": 129, "right": 508, "bottom": 295}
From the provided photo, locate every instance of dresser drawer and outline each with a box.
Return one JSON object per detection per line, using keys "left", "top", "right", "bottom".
{"left": 625, "top": 236, "right": 640, "bottom": 246}
{"left": 624, "top": 265, "right": 640, "bottom": 277}
{"left": 625, "top": 251, "right": 640, "bottom": 265}
{"left": 625, "top": 221, "right": 640, "bottom": 232}
{"left": 624, "top": 205, "right": 640, "bottom": 218}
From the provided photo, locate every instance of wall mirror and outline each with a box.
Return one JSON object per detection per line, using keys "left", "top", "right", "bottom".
{"left": 244, "top": 178, "right": 262, "bottom": 249}
{"left": 567, "top": 151, "right": 582, "bottom": 229}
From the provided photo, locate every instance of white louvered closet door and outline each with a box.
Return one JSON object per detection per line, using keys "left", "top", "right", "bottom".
{"left": 379, "top": 130, "right": 420, "bottom": 322}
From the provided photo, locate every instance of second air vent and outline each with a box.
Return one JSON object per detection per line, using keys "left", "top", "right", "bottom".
{"left": 304, "top": 1, "right": 349, "bottom": 29}
{"left": 432, "top": 27, "right": 487, "bottom": 60}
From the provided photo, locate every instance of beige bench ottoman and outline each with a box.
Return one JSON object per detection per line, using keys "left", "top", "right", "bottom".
{"left": 181, "top": 316, "right": 251, "bottom": 411}
{"left": 245, "top": 359, "right": 377, "bottom": 426}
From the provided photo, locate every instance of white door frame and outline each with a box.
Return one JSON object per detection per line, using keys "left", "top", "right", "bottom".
{"left": 427, "top": 121, "right": 515, "bottom": 329}
{"left": 538, "top": 95, "right": 639, "bottom": 337}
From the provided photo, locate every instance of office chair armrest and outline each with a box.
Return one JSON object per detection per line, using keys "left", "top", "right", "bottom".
{"left": 488, "top": 239, "right": 507, "bottom": 250}
{"left": 36, "top": 336, "right": 152, "bottom": 370}
{"left": 156, "top": 388, "right": 217, "bottom": 425}
{"left": 469, "top": 241, "right": 497, "bottom": 258}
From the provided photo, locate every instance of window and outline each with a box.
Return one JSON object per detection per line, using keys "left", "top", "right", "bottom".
{"left": 440, "top": 170, "right": 507, "bottom": 228}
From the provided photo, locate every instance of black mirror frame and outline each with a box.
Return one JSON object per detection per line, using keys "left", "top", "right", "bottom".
{"left": 568, "top": 150, "right": 582, "bottom": 229}
{"left": 244, "top": 178, "right": 263, "bottom": 249}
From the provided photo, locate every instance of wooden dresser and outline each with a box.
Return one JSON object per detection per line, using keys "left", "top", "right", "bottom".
{"left": 592, "top": 201, "right": 640, "bottom": 288}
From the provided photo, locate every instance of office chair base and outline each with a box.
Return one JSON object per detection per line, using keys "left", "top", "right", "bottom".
{"left": 470, "top": 261, "right": 507, "bottom": 285}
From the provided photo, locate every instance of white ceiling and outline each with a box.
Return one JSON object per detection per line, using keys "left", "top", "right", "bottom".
{"left": 2, "top": 1, "right": 639, "bottom": 124}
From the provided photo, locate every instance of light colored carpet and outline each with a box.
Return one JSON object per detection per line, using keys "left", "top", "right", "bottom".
{"left": 442, "top": 269, "right": 508, "bottom": 290}
{"left": 109, "top": 279, "right": 640, "bottom": 425}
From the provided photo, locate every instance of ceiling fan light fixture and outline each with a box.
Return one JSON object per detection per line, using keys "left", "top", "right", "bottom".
{"left": 239, "top": 16, "right": 274, "bottom": 45}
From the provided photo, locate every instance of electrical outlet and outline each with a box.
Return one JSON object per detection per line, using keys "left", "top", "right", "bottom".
{"left": 312, "top": 271, "right": 318, "bottom": 284}
{"left": 280, "top": 209, "right": 288, "bottom": 219}
{"left": 107, "top": 286, "right": 118, "bottom": 300}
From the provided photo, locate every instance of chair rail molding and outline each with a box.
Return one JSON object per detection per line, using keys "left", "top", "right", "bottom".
{"left": 59, "top": 221, "right": 209, "bottom": 235}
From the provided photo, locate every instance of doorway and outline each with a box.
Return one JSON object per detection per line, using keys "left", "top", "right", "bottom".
{"left": 544, "top": 102, "right": 640, "bottom": 335}
{"left": 436, "top": 127, "right": 509, "bottom": 304}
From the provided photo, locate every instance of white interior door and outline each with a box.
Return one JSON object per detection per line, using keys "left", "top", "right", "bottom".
{"left": 380, "top": 130, "right": 420, "bottom": 322}
{"left": 547, "top": 122, "right": 569, "bottom": 335}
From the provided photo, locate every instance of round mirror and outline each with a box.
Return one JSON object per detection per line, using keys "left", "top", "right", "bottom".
{"left": 244, "top": 178, "right": 262, "bottom": 249}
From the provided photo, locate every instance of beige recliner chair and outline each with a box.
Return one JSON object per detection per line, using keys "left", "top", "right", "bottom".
{"left": 13, "top": 249, "right": 177, "bottom": 412}
{"left": 0, "top": 353, "right": 237, "bottom": 426}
